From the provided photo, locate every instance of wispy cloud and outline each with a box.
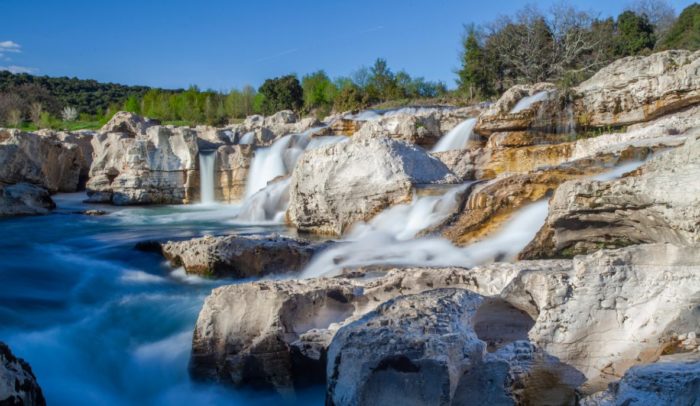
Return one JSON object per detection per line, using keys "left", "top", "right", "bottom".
{"left": 0, "top": 65, "right": 36, "bottom": 74}
{"left": 0, "top": 41, "right": 21, "bottom": 52}
{"left": 255, "top": 48, "right": 299, "bottom": 62}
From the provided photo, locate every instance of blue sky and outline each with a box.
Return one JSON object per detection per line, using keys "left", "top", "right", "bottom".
{"left": 1, "top": 0, "right": 696, "bottom": 90}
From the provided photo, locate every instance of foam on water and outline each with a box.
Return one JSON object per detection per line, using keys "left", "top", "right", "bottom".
{"left": 431, "top": 118, "right": 477, "bottom": 152}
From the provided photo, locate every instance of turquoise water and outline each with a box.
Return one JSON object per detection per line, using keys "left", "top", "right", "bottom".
{"left": 0, "top": 194, "right": 322, "bottom": 405}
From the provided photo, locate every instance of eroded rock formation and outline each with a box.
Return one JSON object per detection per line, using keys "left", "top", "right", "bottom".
{"left": 288, "top": 135, "right": 458, "bottom": 235}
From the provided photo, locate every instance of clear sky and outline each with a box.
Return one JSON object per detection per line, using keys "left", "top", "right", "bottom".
{"left": 1, "top": 0, "right": 696, "bottom": 90}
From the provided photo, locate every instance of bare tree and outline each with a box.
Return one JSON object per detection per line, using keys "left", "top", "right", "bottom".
{"left": 30, "top": 102, "right": 43, "bottom": 126}
{"left": 7, "top": 109, "right": 22, "bottom": 127}
{"left": 628, "top": 0, "right": 676, "bottom": 39}
{"left": 62, "top": 106, "right": 78, "bottom": 122}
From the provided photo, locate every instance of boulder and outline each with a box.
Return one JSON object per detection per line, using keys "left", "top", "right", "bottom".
{"left": 0, "top": 183, "right": 55, "bottom": 216}
{"left": 581, "top": 354, "right": 700, "bottom": 406}
{"left": 231, "top": 111, "right": 320, "bottom": 146}
{"left": 575, "top": 50, "right": 700, "bottom": 128}
{"left": 100, "top": 111, "right": 157, "bottom": 136}
{"left": 504, "top": 244, "right": 700, "bottom": 393}
{"left": 0, "top": 129, "right": 84, "bottom": 193}
{"left": 352, "top": 113, "right": 443, "bottom": 147}
{"left": 161, "top": 234, "right": 327, "bottom": 278}
{"left": 288, "top": 135, "right": 458, "bottom": 235}
{"left": 521, "top": 133, "right": 700, "bottom": 259}
{"left": 0, "top": 342, "right": 45, "bottom": 406}
{"left": 86, "top": 125, "right": 199, "bottom": 205}
{"left": 326, "top": 289, "right": 583, "bottom": 406}
{"left": 189, "top": 262, "right": 569, "bottom": 392}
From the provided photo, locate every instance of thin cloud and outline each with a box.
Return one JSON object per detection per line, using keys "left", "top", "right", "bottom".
{"left": 255, "top": 48, "right": 299, "bottom": 62}
{"left": 0, "top": 65, "right": 36, "bottom": 74}
{"left": 0, "top": 41, "right": 21, "bottom": 52}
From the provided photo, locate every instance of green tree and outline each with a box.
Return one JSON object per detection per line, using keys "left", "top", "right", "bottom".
{"left": 301, "top": 70, "right": 337, "bottom": 115}
{"left": 616, "top": 11, "right": 656, "bottom": 56}
{"left": 368, "top": 58, "right": 402, "bottom": 100}
{"left": 123, "top": 95, "right": 141, "bottom": 114}
{"left": 457, "top": 25, "right": 494, "bottom": 99}
{"left": 333, "top": 83, "right": 369, "bottom": 112}
{"left": 658, "top": 3, "right": 700, "bottom": 50}
{"left": 258, "top": 75, "right": 303, "bottom": 115}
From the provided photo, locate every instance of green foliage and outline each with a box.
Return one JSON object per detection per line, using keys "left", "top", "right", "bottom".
{"left": 658, "top": 3, "right": 700, "bottom": 50}
{"left": 616, "top": 11, "right": 656, "bottom": 56}
{"left": 258, "top": 75, "right": 303, "bottom": 115}
{"left": 457, "top": 25, "right": 494, "bottom": 100}
{"left": 301, "top": 70, "right": 338, "bottom": 117}
{"left": 333, "top": 83, "right": 370, "bottom": 112}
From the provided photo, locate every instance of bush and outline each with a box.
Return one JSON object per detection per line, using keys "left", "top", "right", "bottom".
{"left": 258, "top": 75, "right": 303, "bottom": 115}
{"left": 658, "top": 3, "right": 700, "bottom": 50}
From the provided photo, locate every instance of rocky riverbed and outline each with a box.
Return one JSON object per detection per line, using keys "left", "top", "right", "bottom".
{"left": 1, "top": 50, "right": 699, "bottom": 405}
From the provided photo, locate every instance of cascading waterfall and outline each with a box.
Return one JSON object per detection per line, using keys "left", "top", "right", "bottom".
{"left": 431, "top": 118, "right": 477, "bottom": 152}
{"left": 301, "top": 160, "right": 645, "bottom": 279}
{"left": 235, "top": 130, "right": 347, "bottom": 222}
{"left": 198, "top": 151, "right": 216, "bottom": 204}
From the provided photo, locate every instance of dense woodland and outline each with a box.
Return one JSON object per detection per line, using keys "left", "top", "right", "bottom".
{"left": 0, "top": 1, "right": 698, "bottom": 130}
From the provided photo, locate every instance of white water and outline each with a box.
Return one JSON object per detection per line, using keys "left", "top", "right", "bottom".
{"left": 237, "top": 131, "right": 347, "bottom": 222}
{"left": 198, "top": 152, "right": 216, "bottom": 204}
{"left": 431, "top": 118, "right": 478, "bottom": 152}
{"left": 301, "top": 160, "right": 642, "bottom": 279}
{"left": 510, "top": 91, "right": 550, "bottom": 114}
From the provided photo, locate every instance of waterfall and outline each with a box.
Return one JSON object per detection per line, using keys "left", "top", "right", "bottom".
{"left": 235, "top": 130, "right": 347, "bottom": 222}
{"left": 431, "top": 118, "right": 478, "bottom": 152}
{"left": 510, "top": 91, "right": 550, "bottom": 114}
{"left": 198, "top": 151, "right": 216, "bottom": 204}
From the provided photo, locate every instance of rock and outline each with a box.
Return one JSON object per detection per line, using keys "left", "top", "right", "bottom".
{"left": 288, "top": 135, "right": 458, "bottom": 235}
{"left": 0, "top": 342, "right": 45, "bottom": 406}
{"left": 161, "top": 234, "right": 327, "bottom": 278}
{"left": 0, "top": 183, "right": 55, "bottom": 216}
{"left": 82, "top": 209, "right": 107, "bottom": 216}
{"left": 581, "top": 354, "right": 700, "bottom": 406}
{"left": 189, "top": 262, "right": 569, "bottom": 392}
{"left": 504, "top": 244, "right": 700, "bottom": 392}
{"left": 352, "top": 113, "right": 443, "bottom": 147}
{"left": 475, "top": 83, "right": 558, "bottom": 136}
{"left": 86, "top": 125, "right": 199, "bottom": 205}
{"left": 326, "top": 289, "right": 583, "bottom": 406}
{"left": 521, "top": 133, "right": 700, "bottom": 258}
{"left": 231, "top": 111, "right": 319, "bottom": 146}
{"left": 100, "top": 111, "right": 157, "bottom": 136}
{"left": 575, "top": 50, "right": 700, "bottom": 128}
{"left": 213, "top": 144, "right": 254, "bottom": 202}
{"left": 0, "top": 129, "right": 84, "bottom": 193}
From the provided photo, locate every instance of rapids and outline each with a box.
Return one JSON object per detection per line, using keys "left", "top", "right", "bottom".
{"left": 0, "top": 194, "right": 321, "bottom": 406}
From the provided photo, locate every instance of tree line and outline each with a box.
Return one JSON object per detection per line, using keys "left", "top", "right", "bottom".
{"left": 0, "top": 1, "right": 698, "bottom": 130}
{"left": 457, "top": 1, "right": 700, "bottom": 99}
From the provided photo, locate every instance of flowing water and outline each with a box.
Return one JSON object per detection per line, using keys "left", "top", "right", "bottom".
{"left": 0, "top": 194, "right": 322, "bottom": 406}
{"left": 238, "top": 131, "right": 346, "bottom": 222}
{"left": 431, "top": 118, "right": 478, "bottom": 152}
{"left": 510, "top": 91, "right": 550, "bottom": 114}
{"left": 198, "top": 151, "right": 216, "bottom": 204}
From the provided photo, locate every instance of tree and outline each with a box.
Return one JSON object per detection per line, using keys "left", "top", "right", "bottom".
{"left": 29, "top": 102, "right": 43, "bottom": 126}
{"left": 616, "top": 11, "right": 656, "bottom": 56}
{"left": 333, "top": 83, "right": 369, "bottom": 112}
{"left": 7, "top": 109, "right": 22, "bottom": 127}
{"left": 258, "top": 75, "right": 303, "bottom": 115}
{"left": 457, "top": 25, "right": 494, "bottom": 99}
{"left": 657, "top": 3, "right": 700, "bottom": 50}
{"left": 61, "top": 106, "right": 78, "bottom": 121}
{"left": 368, "top": 58, "right": 402, "bottom": 100}
{"left": 628, "top": 0, "right": 676, "bottom": 42}
{"left": 301, "top": 70, "right": 337, "bottom": 115}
